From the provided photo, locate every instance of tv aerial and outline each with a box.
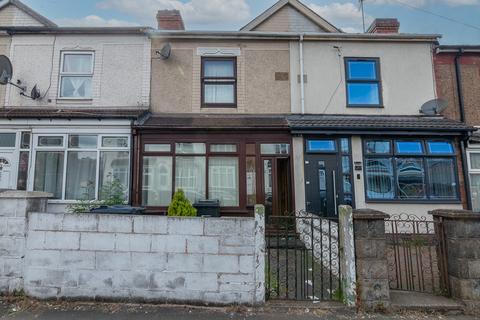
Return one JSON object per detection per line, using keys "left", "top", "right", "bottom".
{"left": 0, "top": 55, "right": 42, "bottom": 100}
{"left": 420, "top": 99, "right": 448, "bottom": 115}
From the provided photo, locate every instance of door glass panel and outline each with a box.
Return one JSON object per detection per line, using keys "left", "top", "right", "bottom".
{"left": 142, "top": 156, "right": 173, "bottom": 207}
{"left": 342, "top": 156, "right": 351, "bottom": 174}
{"left": 34, "top": 151, "right": 64, "bottom": 199}
{"left": 0, "top": 133, "right": 15, "bottom": 148}
{"left": 20, "top": 132, "right": 31, "bottom": 149}
{"left": 343, "top": 175, "right": 352, "bottom": 194}
{"left": 396, "top": 158, "right": 426, "bottom": 199}
{"left": 175, "top": 156, "right": 206, "bottom": 203}
{"left": 65, "top": 151, "right": 97, "bottom": 200}
{"left": 246, "top": 156, "right": 256, "bottom": 206}
{"left": 208, "top": 157, "right": 239, "bottom": 207}
{"left": 470, "top": 174, "right": 480, "bottom": 212}
{"left": 263, "top": 160, "right": 273, "bottom": 217}
{"left": 340, "top": 138, "right": 350, "bottom": 154}
{"left": 17, "top": 151, "right": 29, "bottom": 191}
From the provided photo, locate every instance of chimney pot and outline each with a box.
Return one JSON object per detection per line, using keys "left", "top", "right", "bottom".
{"left": 367, "top": 18, "right": 400, "bottom": 34}
{"left": 157, "top": 9, "right": 185, "bottom": 30}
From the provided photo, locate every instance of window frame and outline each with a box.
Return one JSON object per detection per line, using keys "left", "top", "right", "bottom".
{"left": 467, "top": 149, "right": 480, "bottom": 212}
{"left": 201, "top": 57, "right": 237, "bottom": 108}
{"left": 345, "top": 57, "right": 383, "bottom": 108}
{"left": 363, "top": 138, "right": 460, "bottom": 203}
{"left": 58, "top": 51, "right": 95, "bottom": 100}
{"left": 31, "top": 133, "right": 130, "bottom": 202}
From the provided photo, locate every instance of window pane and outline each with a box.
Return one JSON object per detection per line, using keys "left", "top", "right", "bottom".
{"left": 65, "top": 151, "right": 97, "bottom": 200}
{"left": 427, "top": 141, "right": 454, "bottom": 154}
{"left": 176, "top": 143, "right": 206, "bottom": 154}
{"left": 63, "top": 54, "right": 92, "bottom": 73}
{"left": 38, "top": 136, "right": 63, "bottom": 147}
{"left": 0, "top": 133, "right": 15, "bottom": 148}
{"left": 210, "top": 144, "right": 237, "bottom": 153}
{"left": 365, "top": 158, "right": 394, "bottom": 199}
{"left": 395, "top": 141, "right": 424, "bottom": 154}
{"left": 34, "top": 151, "right": 64, "bottom": 199}
{"left": 209, "top": 157, "right": 239, "bottom": 207}
{"left": 366, "top": 140, "right": 390, "bottom": 154}
{"left": 347, "top": 60, "right": 377, "bottom": 80}
{"left": 204, "top": 60, "right": 234, "bottom": 77}
{"left": 175, "top": 156, "right": 206, "bottom": 203}
{"left": 470, "top": 153, "right": 480, "bottom": 170}
{"left": 68, "top": 135, "right": 97, "bottom": 148}
{"left": 307, "top": 140, "right": 336, "bottom": 152}
{"left": 260, "top": 144, "right": 290, "bottom": 155}
{"left": 204, "top": 84, "right": 235, "bottom": 104}
{"left": 99, "top": 151, "right": 129, "bottom": 201}
{"left": 17, "top": 151, "right": 29, "bottom": 191}
{"left": 102, "top": 137, "right": 128, "bottom": 148}
{"left": 341, "top": 138, "right": 350, "bottom": 154}
{"left": 396, "top": 158, "right": 426, "bottom": 199}
{"left": 21, "top": 132, "right": 30, "bottom": 149}
{"left": 347, "top": 83, "right": 380, "bottom": 105}
{"left": 246, "top": 156, "right": 256, "bottom": 206}
{"left": 342, "top": 156, "right": 351, "bottom": 174}
{"left": 470, "top": 174, "right": 480, "bottom": 212}
{"left": 427, "top": 158, "right": 458, "bottom": 199}
{"left": 60, "top": 76, "right": 92, "bottom": 98}
{"left": 343, "top": 175, "right": 352, "bottom": 193}
{"left": 145, "top": 144, "right": 171, "bottom": 152}
{"left": 142, "top": 156, "right": 173, "bottom": 207}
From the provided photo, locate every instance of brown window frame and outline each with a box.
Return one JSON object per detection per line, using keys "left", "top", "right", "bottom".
{"left": 201, "top": 57, "right": 237, "bottom": 108}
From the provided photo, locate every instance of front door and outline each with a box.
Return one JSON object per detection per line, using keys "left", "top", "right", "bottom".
{"left": 305, "top": 154, "right": 339, "bottom": 217}
{"left": 262, "top": 157, "right": 292, "bottom": 218}
{"left": 0, "top": 151, "right": 15, "bottom": 189}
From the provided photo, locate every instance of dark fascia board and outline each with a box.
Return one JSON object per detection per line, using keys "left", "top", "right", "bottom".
{"left": 290, "top": 128, "right": 471, "bottom": 136}
{"left": 4, "top": 26, "right": 152, "bottom": 35}
{"left": 148, "top": 30, "right": 440, "bottom": 43}
{"left": 0, "top": 0, "right": 57, "bottom": 27}
{"left": 437, "top": 45, "right": 480, "bottom": 53}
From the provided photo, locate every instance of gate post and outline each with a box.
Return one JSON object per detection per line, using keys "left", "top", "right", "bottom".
{"left": 254, "top": 204, "right": 266, "bottom": 305}
{"left": 430, "top": 209, "right": 480, "bottom": 313}
{"left": 338, "top": 205, "right": 357, "bottom": 306}
{"left": 353, "top": 209, "right": 390, "bottom": 312}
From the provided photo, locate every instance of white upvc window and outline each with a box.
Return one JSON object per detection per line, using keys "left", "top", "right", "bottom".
{"left": 59, "top": 51, "right": 94, "bottom": 99}
{"left": 32, "top": 134, "right": 130, "bottom": 202}
{"left": 468, "top": 150, "right": 480, "bottom": 212}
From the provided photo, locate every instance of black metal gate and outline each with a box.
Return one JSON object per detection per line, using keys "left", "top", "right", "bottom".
{"left": 265, "top": 212, "right": 341, "bottom": 301}
{"left": 386, "top": 214, "right": 449, "bottom": 296}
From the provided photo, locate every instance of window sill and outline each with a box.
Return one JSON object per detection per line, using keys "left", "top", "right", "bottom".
{"left": 365, "top": 199, "right": 462, "bottom": 205}
{"left": 201, "top": 104, "right": 237, "bottom": 109}
{"left": 56, "top": 98, "right": 93, "bottom": 104}
{"left": 347, "top": 105, "right": 384, "bottom": 108}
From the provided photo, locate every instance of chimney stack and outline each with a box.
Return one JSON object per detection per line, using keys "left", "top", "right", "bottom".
{"left": 367, "top": 18, "right": 400, "bottom": 34}
{"left": 157, "top": 10, "right": 185, "bottom": 30}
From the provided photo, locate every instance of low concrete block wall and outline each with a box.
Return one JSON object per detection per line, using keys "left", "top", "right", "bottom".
{"left": 22, "top": 212, "right": 265, "bottom": 305}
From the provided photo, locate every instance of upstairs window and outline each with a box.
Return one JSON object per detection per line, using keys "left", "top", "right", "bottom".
{"left": 345, "top": 58, "right": 382, "bottom": 107}
{"left": 59, "top": 52, "right": 94, "bottom": 99}
{"left": 201, "top": 57, "right": 236, "bottom": 107}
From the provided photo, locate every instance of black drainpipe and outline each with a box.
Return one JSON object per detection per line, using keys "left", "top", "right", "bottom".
{"left": 454, "top": 49, "right": 473, "bottom": 210}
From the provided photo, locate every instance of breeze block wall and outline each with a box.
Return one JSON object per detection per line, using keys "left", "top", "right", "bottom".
{"left": 22, "top": 209, "right": 266, "bottom": 305}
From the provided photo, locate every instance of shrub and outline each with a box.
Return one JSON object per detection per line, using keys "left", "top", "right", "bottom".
{"left": 167, "top": 189, "right": 197, "bottom": 217}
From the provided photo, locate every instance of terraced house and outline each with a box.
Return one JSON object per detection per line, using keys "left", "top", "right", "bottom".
{"left": 134, "top": 0, "right": 474, "bottom": 220}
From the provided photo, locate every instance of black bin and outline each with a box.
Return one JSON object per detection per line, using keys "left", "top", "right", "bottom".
{"left": 194, "top": 199, "right": 220, "bottom": 217}
{"left": 90, "top": 205, "right": 145, "bottom": 215}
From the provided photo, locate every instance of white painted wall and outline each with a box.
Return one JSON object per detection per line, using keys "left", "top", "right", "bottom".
{"left": 6, "top": 34, "right": 151, "bottom": 109}
{"left": 290, "top": 41, "right": 436, "bottom": 115}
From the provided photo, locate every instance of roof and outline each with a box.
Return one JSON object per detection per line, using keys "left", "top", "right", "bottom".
{"left": 0, "top": 108, "right": 148, "bottom": 120}
{"left": 240, "top": 0, "right": 340, "bottom": 33}
{"left": 287, "top": 114, "right": 476, "bottom": 135}
{"left": 136, "top": 113, "right": 289, "bottom": 130}
{"left": 5, "top": 26, "right": 151, "bottom": 35}
{"left": 0, "top": 0, "right": 57, "bottom": 27}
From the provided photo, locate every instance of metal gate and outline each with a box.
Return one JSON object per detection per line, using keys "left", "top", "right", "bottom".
{"left": 265, "top": 212, "right": 341, "bottom": 301}
{"left": 385, "top": 214, "right": 449, "bottom": 296}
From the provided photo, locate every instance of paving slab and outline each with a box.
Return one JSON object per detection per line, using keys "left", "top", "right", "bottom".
{"left": 390, "top": 290, "right": 464, "bottom": 313}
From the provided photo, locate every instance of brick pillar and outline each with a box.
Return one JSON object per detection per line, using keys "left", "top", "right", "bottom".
{"left": 430, "top": 209, "right": 480, "bottom": 312}
{"left": 0, "top": 191, "right": 50, "bottom": 293}
{"left": 353, "top": 209, "right": 390, "bottom": 312}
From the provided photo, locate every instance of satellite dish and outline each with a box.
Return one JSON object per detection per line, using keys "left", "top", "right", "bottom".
{"left": 420, "top": 99, "right": 448, "bottom": 115}
{"left": 30, "top": 85, "right": 41, "bottom": 100}
{"left": 0, "top": 55, "right": 13, "bottom": 85}
{"left": 159, "top": 42, "right": 171, "bottom": 59}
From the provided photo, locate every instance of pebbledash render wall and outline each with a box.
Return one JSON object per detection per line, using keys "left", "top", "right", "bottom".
{"left": 0, "top": 191, "right": 266, "bottom": 305}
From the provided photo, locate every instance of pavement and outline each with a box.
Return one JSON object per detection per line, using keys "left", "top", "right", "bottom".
{"left": 0, "top": 298, "right": 478, "bottom": 320}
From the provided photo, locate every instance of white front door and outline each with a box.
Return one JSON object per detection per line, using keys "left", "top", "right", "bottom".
{"left": 0, "top": 151, "right": 15, "bottom": 189}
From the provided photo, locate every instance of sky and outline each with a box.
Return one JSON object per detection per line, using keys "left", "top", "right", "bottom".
{"left": 20, "top": 0, "right": 480, "bottom": 44}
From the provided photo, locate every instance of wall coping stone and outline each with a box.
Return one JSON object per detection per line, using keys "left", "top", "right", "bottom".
{"left": 353, "top": 209, "right": 390, "bottom": 220}
{"left": 29, "top": 211, "right": 254, "bottom": 220}
{"left": 0, "top": 190, "right": 52, "bottom": 199}
{"left": 429, "top": 209, "right": 480, "bottom": 220}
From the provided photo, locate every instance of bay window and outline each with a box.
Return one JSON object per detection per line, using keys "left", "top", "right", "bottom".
{"left": 364, "top": 139, "right": 459, "bottom": 201}
{"left": 33, "top": 134, "right": 130, "bottom": 201}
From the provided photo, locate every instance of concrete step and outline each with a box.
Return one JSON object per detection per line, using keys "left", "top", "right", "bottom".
{"left": 390, "top": 290, "right": 465, "bottom": 315}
